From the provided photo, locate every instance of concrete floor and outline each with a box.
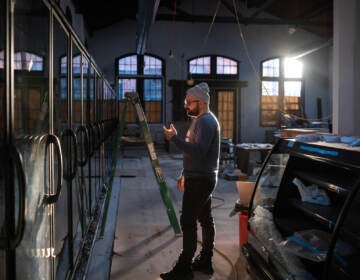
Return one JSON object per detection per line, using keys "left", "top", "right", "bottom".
{"left": 87, "top": 145, "right": 253, "bottom": 280}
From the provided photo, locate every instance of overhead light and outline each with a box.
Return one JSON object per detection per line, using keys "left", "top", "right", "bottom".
{"left": 186, "top": 74, "right": 194, "bottom": 86}
{"left": 168, "top": 49, "right": 174, "bottom": 59}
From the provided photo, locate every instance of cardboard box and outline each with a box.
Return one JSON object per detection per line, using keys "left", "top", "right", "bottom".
{"left": 236, "top": 181, "right": 256, "bottom": 205}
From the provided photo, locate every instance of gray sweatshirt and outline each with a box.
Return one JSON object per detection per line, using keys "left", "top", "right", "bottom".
{"left": 171, "top": 112, "right": 220, "bottom": 177}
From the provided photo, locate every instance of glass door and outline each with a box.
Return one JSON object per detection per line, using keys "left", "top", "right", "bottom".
{"left": 0, "top": 0, "right": 6, "bottom": 277}
{"left": 52, "top": 14, "right": 71, "bottom": 279}
{"left": 13, "top": 1, "right": 61, "bottom": 279}
{"left": 0, "top": 2, "right": 26, "bottom": 279}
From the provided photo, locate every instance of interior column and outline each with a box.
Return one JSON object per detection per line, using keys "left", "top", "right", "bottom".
{"left": 332, "top": 0, "right": 360, "bottom": 136}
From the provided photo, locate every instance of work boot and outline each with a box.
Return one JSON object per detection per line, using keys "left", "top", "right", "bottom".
{"left": 191, "top": 251, "right": 214, "bottom": 275}
{"left": 160, "top": 255, "right": 194, "bottom": 280}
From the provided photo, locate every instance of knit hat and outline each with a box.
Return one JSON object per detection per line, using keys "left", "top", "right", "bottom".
{"left": 186, "top": 82, "right": 210, "bottom": 103}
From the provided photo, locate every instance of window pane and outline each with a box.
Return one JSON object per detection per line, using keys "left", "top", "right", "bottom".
{"left": 189, "top": 56, "right": 211, "bottom": 74}
{"left": 82, "top": 55, "right": 88, "bottom": 73}
{"left": 60, "top": 77, "right": 67, "bottom": 99}
{"left": 217, "top": 91, "right": 234, "bottom": 139}
{"left": 261, "top": 110, "right": 278, "bottom": 126}
{"left": 26, "top": 52, "right": 43, "bottom": 71}
{"left": 145, "top": 101, "right": 161, "bottom": 123}
{"left": 73, "top": 55, "right": 81, "bottom": 74}
{"left": 283, "top": 96, "right": 300, "bottom": 112}
{"left": 144, "top": 78, "right": 162, "bottom": 122}
{"left": 262, "top": 58, "right": 279, "bottom": 77}
{"left": 118, "top": 78, "right": 136, "bottom": 99}
{"left": 60, "top": 55, "right": 67, "bottom": 74}
{"left": 118, "top": 55, "right": 137, "bottom": 75}
{"left": 0, "top": 50, "right": 3, "bottom": 68}
{"left": 261, "top": 95, "right": 279, "bottom": 126}
{"left": 14, "top": 52, "right": 22, "bottom": 69}
{"left": 89, "top": 76, "right": 94, "bottom": 101}
{"left": 284, "top": 58, "right": 302, "bottom": 78}
{"left": 262, "top": 81, "right": 279, "bottom": 96}
{"left": 144, "top": 55, "right": 162, "bottom": 75}
{"left": 14, "top": 51, "right": 43, "bottom": 71}
{"left": 144, "top": 79, "right": 162, "bottom": 101}
{"left": 73, "top": 78, "right": 81, "bottom": 100}
{"left": 216, "top": 56, "right": 238, "bottom": 75}
{"left": 284, "top": 81, "right": 301, "bottom": 97}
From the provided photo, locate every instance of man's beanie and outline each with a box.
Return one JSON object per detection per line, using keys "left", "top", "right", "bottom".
{"left": 186, "top": 82, "right": 210, "bottom": 103}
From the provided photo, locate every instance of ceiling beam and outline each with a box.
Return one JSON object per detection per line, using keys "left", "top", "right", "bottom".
{"left": 248, "top": 0, "right": 274, "bottom": 19}
{"left": 156, "top": 13, "right": 331, "bottom": 27}
{"left": 298, "top": 0, "right": 333, "bottom": 19}
{"left": 136, "top": 0, "right": 160, "bottom": 54}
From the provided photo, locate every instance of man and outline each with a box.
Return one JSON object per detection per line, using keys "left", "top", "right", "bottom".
{"left": 161, "top": 82, "right": 220, "bottom": 280}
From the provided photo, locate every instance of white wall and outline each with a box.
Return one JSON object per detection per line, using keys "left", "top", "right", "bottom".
{"left": 88, "top": 18, "right": 331, "bottom": 143}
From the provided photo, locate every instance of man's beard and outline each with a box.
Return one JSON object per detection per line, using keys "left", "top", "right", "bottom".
{"left": 186, "top": 108, "right": 199, "bottom": 118}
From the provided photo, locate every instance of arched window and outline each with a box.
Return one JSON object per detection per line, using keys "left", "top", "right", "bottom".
{"left": 189, "top": 56, "right": 211, "bottom": 74}
{"left": 189, "top": 55, "right": 238, "bottom": 76}
{"left": 260, "top": 57, "right": 303, "bottom": 126}
{"left": 116, "top": 53, "right": 164, "bottom": 123}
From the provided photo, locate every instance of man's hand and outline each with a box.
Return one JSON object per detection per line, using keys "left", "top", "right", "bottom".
{"left": 163, "top": 123, "right": 177, "bottom": 141}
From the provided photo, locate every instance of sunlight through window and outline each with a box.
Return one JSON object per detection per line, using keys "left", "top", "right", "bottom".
{"left": 284, "top": 58, "right": 303, "bottom": 78}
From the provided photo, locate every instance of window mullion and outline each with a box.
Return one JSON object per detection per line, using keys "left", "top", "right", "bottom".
{"left": 279, "top": 59, "right": 285, "bottom": 121}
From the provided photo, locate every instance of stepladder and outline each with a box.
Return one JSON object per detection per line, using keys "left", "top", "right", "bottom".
{"left": 120, "top": 91, "right": 182, "bottom": 235}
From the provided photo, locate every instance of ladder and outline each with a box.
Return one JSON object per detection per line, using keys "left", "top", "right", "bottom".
{"left": 100, "top": 92, "right": 181, "bottom": 236}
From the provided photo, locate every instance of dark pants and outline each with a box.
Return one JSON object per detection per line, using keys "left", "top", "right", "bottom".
{"left": 180, "top": 176, "right": 217, "bottom": 262}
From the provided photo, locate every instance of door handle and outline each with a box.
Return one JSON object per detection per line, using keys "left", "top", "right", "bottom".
{"left": 76, "top": 125, "right": 89, "bottom": 167}
{"left": 86, "top": 123, "right": 95, "bottom": 157}
{"left": 9, "top": 145, "right": 26, "bottom": 249}
{"left": 95, "top": 122, "right": 102, "bottom": 149}
{"left": 60, "top": 129, "right": 78, "bottom": 181}
{"left": 0, "top": 144, "right": 26, "bottom": 249}
{"left": 99, "top": 121, "right": 105, "bottom": 142}
{"left": 42, "top": 134, "right": 63, "bottom": 205}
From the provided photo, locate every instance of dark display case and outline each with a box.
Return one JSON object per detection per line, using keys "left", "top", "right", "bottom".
{"left": 242, "top": 138, "right": 360, "bottom": 280}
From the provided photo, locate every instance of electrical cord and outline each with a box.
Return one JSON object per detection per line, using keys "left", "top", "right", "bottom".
{"left": 197, "top": 239, "right": 238, "bottom": 280}
{"left": 212, "top": 195, "right": 225, "bottom": 209}
{"left": 213, "top": 242, "right": 238, "bottom": 280}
